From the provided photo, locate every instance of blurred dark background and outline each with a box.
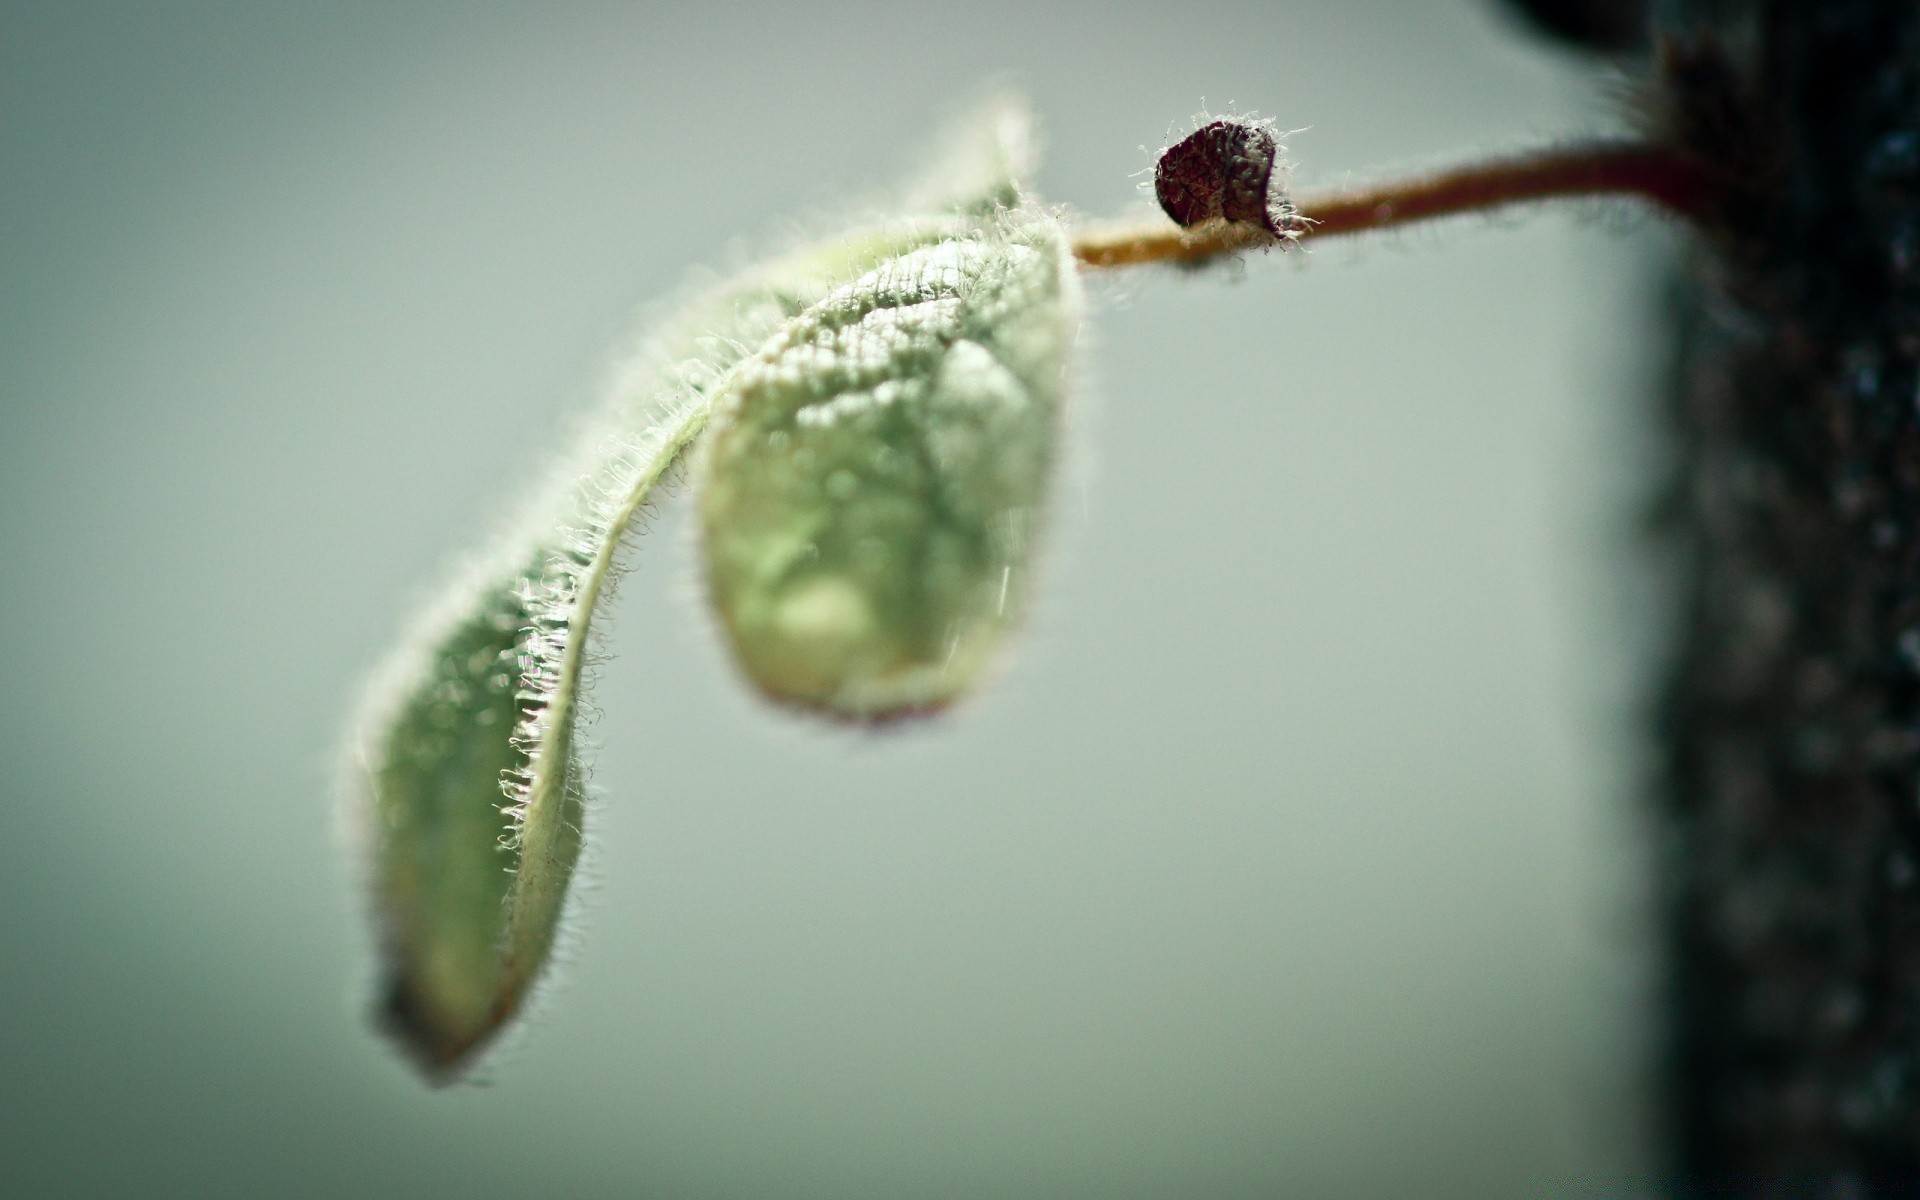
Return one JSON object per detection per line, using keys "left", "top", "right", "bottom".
{"left": 0, "top": 2, "right": 1673, "bottom": 1194}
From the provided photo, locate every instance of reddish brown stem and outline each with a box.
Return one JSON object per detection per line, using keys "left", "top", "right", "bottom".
{"left": 1071, "top": 140, "right": 1707, "bottom": 269}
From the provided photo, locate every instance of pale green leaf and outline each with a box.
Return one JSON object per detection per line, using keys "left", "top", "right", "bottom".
{"left": 346, "top": 97, "right": 1043, "bottom": 1079}
{"left": 694, "top": 205, "right": 1081, "bottom": 718}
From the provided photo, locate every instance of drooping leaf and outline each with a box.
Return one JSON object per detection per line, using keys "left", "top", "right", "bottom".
{"left": 695, "top": 206, "right": 1081, "bottom": 718}
{"left": 345, "top": 97, "right": 1046, "bottom": 1079}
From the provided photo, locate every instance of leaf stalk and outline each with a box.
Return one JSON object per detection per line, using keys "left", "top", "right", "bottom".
{"left": 1071, "top": 139, "right": 1707, "bottom": 269}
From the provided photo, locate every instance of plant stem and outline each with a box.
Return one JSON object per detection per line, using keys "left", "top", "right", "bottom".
{"left": 1070, "top": 139, "right": 1707, "bottom": 269}
{"left": 1655, "top": 1, "right": 1920, "bottom": 1184}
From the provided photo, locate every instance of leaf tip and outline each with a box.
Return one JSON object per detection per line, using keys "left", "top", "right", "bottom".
{"left": 375, "top": 968, "right": 508, "bottom": 1085}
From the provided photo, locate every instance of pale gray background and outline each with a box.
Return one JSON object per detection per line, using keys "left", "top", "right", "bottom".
{"left": 1, "top": 2, "right": 1674, "bottom": 1195}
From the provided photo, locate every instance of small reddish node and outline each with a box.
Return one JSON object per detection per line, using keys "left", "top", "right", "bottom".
{"left": 1154, "top": 119, "right": 1295, "bottom": 237}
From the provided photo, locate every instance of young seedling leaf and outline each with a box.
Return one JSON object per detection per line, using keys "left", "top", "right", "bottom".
{"left": 347, "top": 97, "right": 1044, "bottom": 1080}
{"left": 695, "top": 205, "right": 1081, "bottom": 719}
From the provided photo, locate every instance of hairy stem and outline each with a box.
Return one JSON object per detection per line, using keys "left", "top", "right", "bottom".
{"left": 1071, "top": 139, "right": 1706, "bottom": 269}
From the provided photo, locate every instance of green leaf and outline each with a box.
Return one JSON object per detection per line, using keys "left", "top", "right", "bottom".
{"left": 694, "top": 206, "right": 1081, "bottom": 718}
{"left": 345, "top": 98, "right": 1048, "bottom": 1079}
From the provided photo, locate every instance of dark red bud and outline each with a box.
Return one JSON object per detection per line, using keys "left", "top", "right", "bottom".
{"left": 1154, "top": 119, "right": 1295, "bottom": 237}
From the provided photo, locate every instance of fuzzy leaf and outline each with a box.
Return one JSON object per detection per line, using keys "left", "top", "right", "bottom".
{"left": 346, "top": 98, "right": 1042, "bottom": 1080}
{"left": 695, "top": 207, "right": 1081, "bottom": 718}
